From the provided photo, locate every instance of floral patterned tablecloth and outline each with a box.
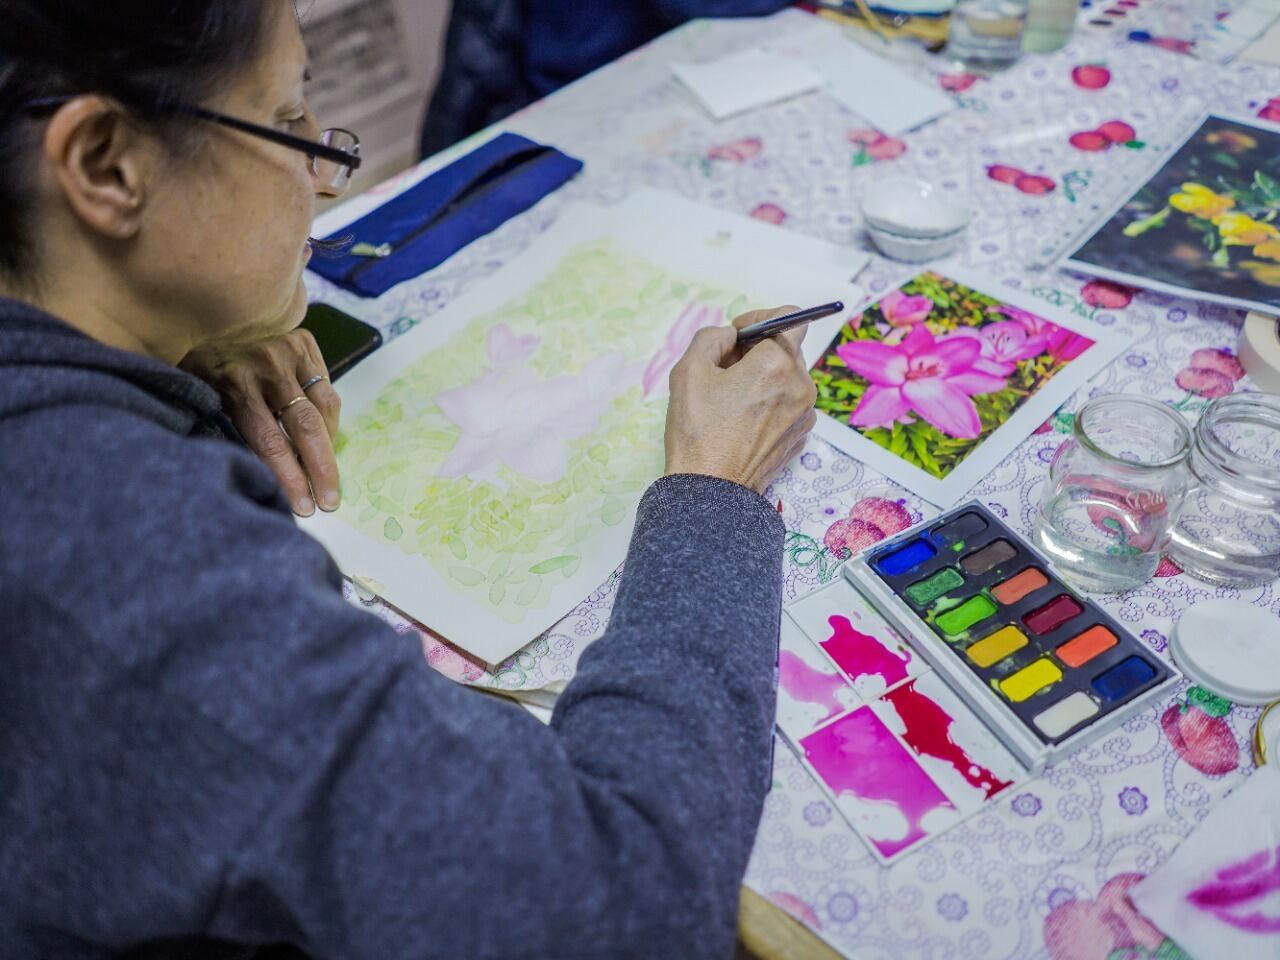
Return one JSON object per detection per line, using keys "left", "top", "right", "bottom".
{"left": 306, "top": 11, "right": 1280, "bottom": 957}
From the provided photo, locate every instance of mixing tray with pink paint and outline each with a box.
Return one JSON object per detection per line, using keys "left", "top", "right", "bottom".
{"left": 777, "top": 500, "right": 1179, "bottom": 865}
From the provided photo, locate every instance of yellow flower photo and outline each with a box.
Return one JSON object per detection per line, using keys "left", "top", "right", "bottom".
{"left": 1067, "top": 115, "right": 1280, "bottom": 313}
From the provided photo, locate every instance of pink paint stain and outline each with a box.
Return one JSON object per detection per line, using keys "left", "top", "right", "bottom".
{"left": 1187, "top": 846, "right": 1280, "bottom": 933}
{"left": 820, "top": 615, "right": 910, "bottom": 688}
{"left": 800, "top": 707, "right": 955, "bottom": 858}
{"left": 883, "top": 682, "right": 1012, "bottom": 799}
{"left": 778, "top": 650, "right": 851, "bottom": 724}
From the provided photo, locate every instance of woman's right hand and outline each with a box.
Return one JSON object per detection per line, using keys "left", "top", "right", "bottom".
{"left": 663, "top": 307, "right": 819, "bottom": 494}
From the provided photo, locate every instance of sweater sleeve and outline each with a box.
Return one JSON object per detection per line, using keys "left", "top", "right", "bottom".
{"left": 209, "top": 473, "right": 785, "bottom": 960}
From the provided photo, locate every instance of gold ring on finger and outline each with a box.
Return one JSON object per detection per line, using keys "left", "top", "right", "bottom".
{"left": 272, "top": 395, "right": 309, "bottom": 418}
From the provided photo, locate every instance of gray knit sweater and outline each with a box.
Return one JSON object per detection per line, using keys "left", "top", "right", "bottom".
{"left": 0, "top": 298, "right": 784, "bottom": 960}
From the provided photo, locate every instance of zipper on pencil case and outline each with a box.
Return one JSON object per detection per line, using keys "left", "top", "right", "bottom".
{"left": 343, "top": 145, "right": 556, "bottom": 283}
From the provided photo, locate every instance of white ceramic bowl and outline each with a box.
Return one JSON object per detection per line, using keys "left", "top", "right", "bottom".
{"left": 861, "top": 176, "right": 972, "bottom": 239}
{"left": 866, "top": 222, "right": 966, "bottom": 263}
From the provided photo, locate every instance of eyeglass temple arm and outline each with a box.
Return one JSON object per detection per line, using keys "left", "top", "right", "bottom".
{"left": 189, "top": 106, "right": 362, "bottom": 169}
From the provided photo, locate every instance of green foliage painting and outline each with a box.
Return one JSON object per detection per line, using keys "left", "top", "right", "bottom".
{"left": 810, "top": 272, "right": 1093, "bottom": 480}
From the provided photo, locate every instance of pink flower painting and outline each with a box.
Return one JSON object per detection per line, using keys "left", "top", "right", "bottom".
{"left": 435, "top": 325, "right": 636, "bottom": 483}
{"left": 640, "top": 302, "right": 724, "bottom": 399}
{"left": 836, "top": 326, "right": 1006, "bottom": 439}
{"left": 951, "top": 319, "right": 1048, "bottom": 376}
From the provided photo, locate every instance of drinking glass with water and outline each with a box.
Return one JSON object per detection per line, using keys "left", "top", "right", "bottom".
{"left": 946, "top": 0, "right": 1030, "bottom": 73}
{"left": 1034, "top": 395, "right": 1192, "bottom": 593}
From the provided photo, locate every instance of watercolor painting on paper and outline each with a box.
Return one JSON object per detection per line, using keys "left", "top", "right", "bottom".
{"left": 785, "top": 579, "right": 923, "bottom": 700}
{"left": 331, "top": 240, "right": 738, "bottom": 625}
{"left": 872, "top": 673, "right": 1021, "bottom": 814}
{"left": 808, "top": 267, "right": 1129, "bottom": 506}
{"left": 798, "top": 706, "right": 961, "bottom": 861}
{"left": 300, "top": 189, "right": 865, "bottom": 664}
{"left": 1066, "top": 114, "right": 1280, "bottom": 313}
{"left": 777, "top": 618, "right": 863, "bottom": 737}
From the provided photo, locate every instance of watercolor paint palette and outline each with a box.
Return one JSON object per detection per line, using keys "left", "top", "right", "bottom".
{"left": 777, "top": 501, "right": 1179, "bottom": 864}
{"left": 848, "top": 500, "right": 1179, "bottom": 769}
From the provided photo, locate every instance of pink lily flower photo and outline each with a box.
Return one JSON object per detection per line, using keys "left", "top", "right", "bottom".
{"left": 810, "top": 271, "right": 1098, "bottom": 482}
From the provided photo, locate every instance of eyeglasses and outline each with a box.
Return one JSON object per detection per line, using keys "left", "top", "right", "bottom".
{"left": 24, "top": 97, "right": 362, "bottom": 193}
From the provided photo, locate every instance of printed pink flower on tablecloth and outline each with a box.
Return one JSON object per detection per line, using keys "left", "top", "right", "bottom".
{"left": 708, "top": 136, "right": 763, "bottom": 163}
{"left": 1162, "top": 688, "right": 1239, "bottom": 775}
{"left": 880, "top": 289, "right": 932, "bottom": 327}
{"left": 823, "top": 497, "right": 913, "bottom": 558}
{"left": 1071, "top": 64, "right": 1111, "bottom": 90}
{"left": 1154, "top": 556, "right": 1183, "bottom": 577}
{"left": 939, "top": 73, "right": 979, "bottom": 92}
{"left": 950, "top": 320, "right": 1047, "bottom": 376}
{"left": 848, "top": 129, "right": 907, "bottom": 161}
{"left": 1258, "top": 97, "right": 1280, "bottom": 122}
{"left": 749, "top": 202, "right": 787, "bottom": 224}
{"left": 1188, "top": 347, "right": 1246, "bottom": 381}
{"left": 1081, "top": 279, "right": 1135, "bottom": 309}
{"left": 1175, "top": 348, "right": 1245, "bottom": 399}
{"left": 837, "top": 326, "right": 1006, "bottom": 438}
{"left": 1150, "top": 35, "right": 1194, "bottom": 53}
{"left": 767, "top": 892, "right": 821, "bottom": 929}
{"left": 423, "top": 635, "right": 488, "bottom": 684}
{"left": 1043, "top": 873, "right": 1167, "bottom": 960}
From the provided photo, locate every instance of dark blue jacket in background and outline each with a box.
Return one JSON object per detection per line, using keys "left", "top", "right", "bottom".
{"left": 421, "top": 0, "right": 793, "bottom": 156}
{"left": 0, "top": 297, "right": 784, "bottom": 959}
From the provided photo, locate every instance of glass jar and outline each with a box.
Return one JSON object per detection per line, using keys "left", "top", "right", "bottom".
{"left": 947, "top": 0, "right": 1031, "bottom": 73}
{"left": 1167, "top": 392, "right": 1280, "bottom": 586}
{"left": 1034, "top": 395, "right": 1192, "bottom": 593}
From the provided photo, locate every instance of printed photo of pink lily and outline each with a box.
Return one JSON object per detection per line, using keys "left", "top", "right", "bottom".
{"left": 811, "top": 272, "right": 1095, "bottom": 479}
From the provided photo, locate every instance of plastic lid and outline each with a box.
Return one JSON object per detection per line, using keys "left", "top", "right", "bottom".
{"left": 1170, "top": 599, "right": 1280, "bottom": 706}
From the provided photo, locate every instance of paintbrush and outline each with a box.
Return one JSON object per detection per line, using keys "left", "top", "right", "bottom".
{"left": 735, "top": 301, "right": 845, "bottom": 347}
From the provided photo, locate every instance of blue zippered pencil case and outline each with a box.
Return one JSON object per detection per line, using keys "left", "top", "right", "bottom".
{"left": 307, "top": 132, "right": 584, "bottom": 298}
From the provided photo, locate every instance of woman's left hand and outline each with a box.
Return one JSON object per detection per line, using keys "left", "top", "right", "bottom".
{"left": 182, "top": 329, "right": 342, "bottom": 516}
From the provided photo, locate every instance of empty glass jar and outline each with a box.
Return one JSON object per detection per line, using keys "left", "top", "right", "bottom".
{"left": 1167, "top": 392, "right": 1280, "bottom": 586}
{"left": 1034, "top": 395, "right": 1193, "bottom": 593}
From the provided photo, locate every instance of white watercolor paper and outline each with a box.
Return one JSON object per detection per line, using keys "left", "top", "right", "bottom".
{"left": 766, "top": 24, "right": 955, "bottom": 137}
{"left": 671, "top": 47, "right": 822, "bottom": 120}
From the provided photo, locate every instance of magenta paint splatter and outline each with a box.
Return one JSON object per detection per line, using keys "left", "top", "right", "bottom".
{"left": 1186, "top": 846, "right": 1280, "bottom": 933}
{"left": 882, "top": 682, "right": 1014, "bottom": 800}
{"left": 778, "top": 650, "right": 853, "bottom": 725}
{"left": 799, "top": 706, "right": 957, "bottom": 859}
{"left": 820, "top": 615, "right": 911, "bottom": 690}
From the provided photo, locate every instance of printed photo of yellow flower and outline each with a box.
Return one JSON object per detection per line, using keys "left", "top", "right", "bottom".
{"left": 1169, "top": 182, "right": 1235, "bottom": 220}
{"left": 1068, "top": 116, "right": 1280, "bottom": 311}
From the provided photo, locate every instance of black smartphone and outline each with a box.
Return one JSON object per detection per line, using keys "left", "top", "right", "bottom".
{"left": 300, "top": 302, "right": 382, "bottom": 381}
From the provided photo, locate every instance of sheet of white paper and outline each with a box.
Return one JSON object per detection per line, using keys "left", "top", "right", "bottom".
{"left": 765, "top": 25, "right": 955, "bottom": 137}
{"left": 299, "top": 189, "right": 868, "bottom": 664}
{"left": 1241, "top": 10, "right": 1280, "bottom": 64}
{"left": 808, "top": 264, "right": 1131, "bottom": 508}
{"left": 1130, "top": 765, "right": 1280, "bottom": 960}
{"left": 671, "top": 47, "right": 822, "bottom": 120}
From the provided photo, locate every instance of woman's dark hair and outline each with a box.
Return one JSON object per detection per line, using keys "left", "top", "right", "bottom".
{"left": 0, "top": 1, "right": 274, "bottom": 280}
